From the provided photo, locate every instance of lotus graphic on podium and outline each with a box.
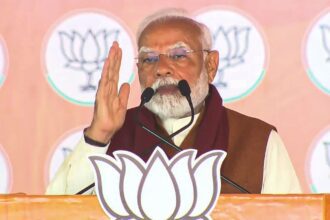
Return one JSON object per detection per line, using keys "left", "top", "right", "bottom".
{"left": 89, "top": 147, "right": 226, "bottom": 220}
{"left": 59, "top": 29, "right": 120, "bottom": 91}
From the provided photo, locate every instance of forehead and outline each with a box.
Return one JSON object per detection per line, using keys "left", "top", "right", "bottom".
{"left": 138, "top": 18, "right": 203, "bottom": 50}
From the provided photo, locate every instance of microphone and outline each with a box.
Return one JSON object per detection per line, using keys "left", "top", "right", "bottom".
{"left": 162, "top": 80, "right": 194, "bottom": 140}
{"left": 76, "top": 87, "right": 171, "bottom": 195}
{"left": 140, "top": 87, "right": 154, "bottom": 106}
{"left": 137, "top": 80, "right": 250, "bottom": 194}
{"left": 76, "top": 80, "right": 250, "bottom": 194}
{"left": 142, "top": 80, "right": 195, "bottom": 153}
{"left": 135, "top": 87, "right": 182, "bottom": 152}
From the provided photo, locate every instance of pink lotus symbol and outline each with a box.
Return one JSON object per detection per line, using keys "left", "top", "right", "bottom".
{"left": 89, "top": 147, "right": 226, "bottom": 219}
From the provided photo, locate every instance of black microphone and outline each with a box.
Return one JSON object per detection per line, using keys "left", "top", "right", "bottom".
{"left": 160, "top": 80, "right": 195, "bottom": 141}
{"left": 140, "top": 87, "right": 154, "bottom": 106}
{"left": 135, "top": 87, "right": 182, "bottom": 152}
{"left": 142, "top": 80, "right": 195, "bottom": 153}
{"left": 76, "top": 81, "right": 250, "bottom": 194}
{"left": 137, "top": 80, "right": 250, "bottom": 194}
{"left": 76, "top": 87, "right": 172, "bottom": 195}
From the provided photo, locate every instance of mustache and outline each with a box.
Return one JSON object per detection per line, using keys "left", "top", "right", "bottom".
{"left": 150, "top": 78, "right": 179, "bottom": 91}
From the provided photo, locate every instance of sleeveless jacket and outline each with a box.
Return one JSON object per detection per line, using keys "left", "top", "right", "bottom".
{"left": 108, "top": 84, "right": 276, "bottom": 193}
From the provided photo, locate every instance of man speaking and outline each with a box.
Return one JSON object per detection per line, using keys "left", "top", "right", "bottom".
{"left": 46, "top": 8, "right": 301, "bottom": 194}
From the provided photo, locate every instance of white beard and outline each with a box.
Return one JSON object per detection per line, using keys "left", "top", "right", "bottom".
{"left": 143, "top": 72, "right": 209, "bottom": 120}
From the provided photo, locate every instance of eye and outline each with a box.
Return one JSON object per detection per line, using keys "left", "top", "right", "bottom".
{"left": 142, "top": 56, "right": 158, "bottom": 63}
{"left": 139, "top": 52, "right": 159, "bottom": 64}
{"left": 169, "top": 48, "right": 188, "bottom": 60}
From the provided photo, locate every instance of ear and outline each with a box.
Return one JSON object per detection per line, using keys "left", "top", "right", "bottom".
{"left": 205, "top": 51, "right": 219, "bottom": 83}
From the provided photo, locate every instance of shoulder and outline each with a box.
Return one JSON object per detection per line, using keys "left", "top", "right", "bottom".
{"left": 225, "top": 107, "right": 277, "bottom": 132}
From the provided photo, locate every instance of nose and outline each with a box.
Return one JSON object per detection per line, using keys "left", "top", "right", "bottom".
{"left": 155, "top": 55, "right": 173, "bottom": 77}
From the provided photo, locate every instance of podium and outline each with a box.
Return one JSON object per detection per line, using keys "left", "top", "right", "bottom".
{"left": 0, "top": 194, "right": 328, "bottom": 219}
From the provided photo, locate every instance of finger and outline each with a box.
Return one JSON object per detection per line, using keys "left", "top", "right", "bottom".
{"left": 100, "top": 54, "right": 110, "bottom": 82}
{"left": 118, "top": 83, "right": 130, "bottom": 110}
{"left": 112, "top": 43, "right": 122, "bottom": 84}
{"left": 98, "top": 48, "right": 112, "bottom": 100}
{"left": 107, "top": 43, "right": 122, "bottom": 97}
{"left": 108, "top": 42, "right": 119, "bottom": 81}
{"left": 110, "top": 42, "right": 122, "bottom": 94}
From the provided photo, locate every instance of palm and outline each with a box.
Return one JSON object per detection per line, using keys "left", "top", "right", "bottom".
{"left": 86, "top": 42, "right": 130, "bottom": 143}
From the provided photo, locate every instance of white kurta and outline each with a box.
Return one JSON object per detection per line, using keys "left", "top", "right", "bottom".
{"left": 46, "top": 113, "right": 302, "bottom": 195}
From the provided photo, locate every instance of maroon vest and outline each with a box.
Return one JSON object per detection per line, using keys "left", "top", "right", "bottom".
{"left": 108, "top": 85, "right": 275, "bottom": 193}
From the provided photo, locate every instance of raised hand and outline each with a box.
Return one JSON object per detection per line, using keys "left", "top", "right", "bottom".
{"left": 85, "top": 41, "right": 130, "bottom": 143}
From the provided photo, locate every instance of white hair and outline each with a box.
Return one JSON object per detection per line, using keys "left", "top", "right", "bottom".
{"left": 136, "top": 8, "right": 213, "bottom": 49}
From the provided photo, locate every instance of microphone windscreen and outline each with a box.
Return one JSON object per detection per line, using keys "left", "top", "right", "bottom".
{"left": 178, "top": 80, "right": 191, "bottom": 97}
{"left": 141, "top": 87, "right": 155, "bottom": 103}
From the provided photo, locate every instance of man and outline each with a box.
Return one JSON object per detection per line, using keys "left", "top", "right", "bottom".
{"left": 46, "top": 9, "right": 301, "bottom": 195}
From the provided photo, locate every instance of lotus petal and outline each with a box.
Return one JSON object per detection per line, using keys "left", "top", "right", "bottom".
{"left": 225, "top": 27, "right": 236, "bottom": 61}
{"left": 81, "top": 30, "right": 100, "bottom": 62}
{"left": 59, "top": 31, "right": 75, "bottom": 61}
{"left": 89, "top": 155, "right": 129, "bottom": 219}
{"left": 236, "top": 27, "right": 250, "bottom": 60}
{"left": 71, "top": 31, "right": 83, "bottom": 61}
{"left": 320, "top": 25, "right": 330, "bottom": 57}
{"left": 213, "top": 27, "right": 230, "bottom": 67}
{"left": 189, "top": 150, "right": 226, "bottom": 217}
{"left": 139, "top": 149, "right": 179, "bottom": 220}
{"left": 115, "top": 152, "right": 145, "bottom": 219}
{"left": 169, "top": 150, "right": 196, "bottom": 218}
{"left": 103, "top": 29, "right": 120, "bottom": 60}
{"left": 95, "top": 30, "right": 108, "bottom": 61}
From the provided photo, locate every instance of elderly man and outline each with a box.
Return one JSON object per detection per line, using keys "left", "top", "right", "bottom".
{"left": 46, "top": 9, "right": 301, "bottom": 194}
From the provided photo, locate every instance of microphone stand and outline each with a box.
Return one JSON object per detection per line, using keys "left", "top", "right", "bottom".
{"left": 76, "top": 81, "right": 250, "bottom": 194}
{"left": 136, "top": 81, "right": 250, "bottom": 194}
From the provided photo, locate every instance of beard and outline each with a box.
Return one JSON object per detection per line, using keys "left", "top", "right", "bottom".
{"left": 142, "top": 72, "right": 209, "bottom": 120}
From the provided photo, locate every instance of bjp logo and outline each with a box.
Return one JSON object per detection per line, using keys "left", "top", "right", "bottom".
{"left": 43, "top": 11, "right": 135, "bottom": 106}
{"left": 90, "top": 148, "right": 226, "bottom": 219}
{"left": 213, "top": 26, "right": 251, "bottom": 88}
{"left": 304, "top": 10, "right": 330, "bottom": 95}
{"left": 195, "top": 8, "right": 268, "bottom": 102}
{"left": 308, "top": 127, "right": 330, "bottom": 193}
{"left": 59, "top": 29, "right": 120, "bottom": 91}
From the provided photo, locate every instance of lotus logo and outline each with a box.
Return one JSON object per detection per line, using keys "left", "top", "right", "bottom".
{"left": 308, "top": 128, "right": 330, "bottom": 192}
{"left": 213, "top": 26, "right": 250, "bottom": 88}
{"left": 44, "top": 12, "right": 135, "bottom": 106}
{"left": 59, "top": 29, "right": 120, "bottom": 91}
{"left": 304, "top": 11, "right": 330, "bottom": 96}
{"left": 195, "top": 9, "right": 267, "bottom": 102}
{"left": 320, "top": 25, "right": 330, "bottom": 62}
{"left": 89, "top": 148, "right": 226, "bottom": 220}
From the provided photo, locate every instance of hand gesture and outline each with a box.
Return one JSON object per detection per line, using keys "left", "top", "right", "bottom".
{"left": 85, "top": 41, "right": 130, "bottom": 143}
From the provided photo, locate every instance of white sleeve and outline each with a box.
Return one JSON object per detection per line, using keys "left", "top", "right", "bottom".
{"left": 45, "top": 137, "right": 109, "bottom": 195}
{"left": 261, "top": 130, "right": 302, "bottom": 194}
